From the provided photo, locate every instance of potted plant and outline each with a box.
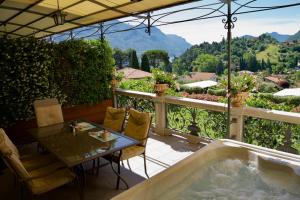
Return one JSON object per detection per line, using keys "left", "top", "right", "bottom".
{"left": 152, "top": 69, "right": 175, "bottom": 96}
{"left": 221, "top": 73, "right": 255, "bottom": 107}
{"left": 111, "top": 71, "right": 124, "bottom": 90}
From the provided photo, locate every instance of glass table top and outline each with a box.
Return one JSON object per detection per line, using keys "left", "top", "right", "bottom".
{"left": 28, "top": 121, "right": 139, "bottom": 167}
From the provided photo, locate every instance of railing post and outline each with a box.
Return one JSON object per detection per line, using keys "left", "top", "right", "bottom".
{"left": 230, "top": 107, "right": 244, "bottom": 141}
{"left": 154, "top": 96, "right": 168, "bottom": 136}
{"left": 113, "top": 90, "right": 118, "bottom": 108}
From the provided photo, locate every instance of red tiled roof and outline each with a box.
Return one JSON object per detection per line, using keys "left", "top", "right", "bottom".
{"left": 118, "top": 67, "right": 152, "bottom": 79}
{"left": 180, "top": 72, "right": 216, "bottom": 82}
{"left": 265, "top": 76, "right": 286, "bottom": 84}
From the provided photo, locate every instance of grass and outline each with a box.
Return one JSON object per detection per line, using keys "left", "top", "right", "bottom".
{"left": 256, "top": 44, "right": 280, "bottom": 64}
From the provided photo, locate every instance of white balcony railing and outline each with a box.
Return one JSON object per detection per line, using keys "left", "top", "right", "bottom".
{"left": 114, "top": 88, "right": 300, "bottom": 153}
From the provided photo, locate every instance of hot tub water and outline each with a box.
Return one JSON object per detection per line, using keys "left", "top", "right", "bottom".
{"left": 159, "top": 159, "right": 300, "bottom": 200}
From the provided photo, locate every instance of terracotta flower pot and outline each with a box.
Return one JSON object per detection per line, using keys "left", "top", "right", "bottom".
{"left": 111, "top": 79, "right": 119, "bottom": 91}
{"left": 231, "top": 92, "right": 248, "bottom": 107}
{"left": 154, "top": 84, "right": 168, "bottom": 96}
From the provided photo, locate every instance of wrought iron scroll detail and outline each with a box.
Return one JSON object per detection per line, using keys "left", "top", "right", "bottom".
{"left": 222, "top": 15, "right": 237, "bottom": 30}
{"left": 145, "top": 12, "right": 151, "bottom": 35}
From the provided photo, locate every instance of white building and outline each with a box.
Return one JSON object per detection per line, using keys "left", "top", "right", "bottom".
{"left": 274, "top": 88, "right": 300, "bottom": 97}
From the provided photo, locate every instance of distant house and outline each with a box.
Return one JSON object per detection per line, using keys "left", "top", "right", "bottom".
{"left": 274, "top": 88, "right": 300, "bottom": 97}
{"left": 239, "top": 70, "right": 254, "bottom": 75}
{"left": 117, "top": 67, "right": 152, "bottom": 80}
{"left": 179, "top": 72, "right": 217, "bottom": 83}
{"left": 264, "top": 75, "right": 289, "bottom": 88}
{"left": 183, "top": 80, "right": 218, "bottom": 89}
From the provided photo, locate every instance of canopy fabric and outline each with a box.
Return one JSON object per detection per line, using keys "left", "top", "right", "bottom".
{"left": 0, "top": 0, "right": 191, "bottom": 38}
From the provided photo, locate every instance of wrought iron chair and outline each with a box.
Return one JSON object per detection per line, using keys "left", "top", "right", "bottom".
{"left": 93, "top": 107, "right": 127, "bottom": 175}
{"left": 0, "top": 129, "right": 81, "bottom": 200}
{"left": 111, "top": 109, "right": 152, "bottom": 189}
{"left": 0, "top": 128, "right": 57, "bottom": 171}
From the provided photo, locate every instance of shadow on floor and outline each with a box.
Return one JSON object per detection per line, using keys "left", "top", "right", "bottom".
{"left": 0, "top": 159, "right": 146, "bottom": 200}
{"left": 150, "top": 132, "right": 205, "bottom": 153}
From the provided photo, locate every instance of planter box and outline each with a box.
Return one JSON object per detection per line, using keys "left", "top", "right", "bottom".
{"left": 5, "top": 99, "right": 113, "bottom": 144}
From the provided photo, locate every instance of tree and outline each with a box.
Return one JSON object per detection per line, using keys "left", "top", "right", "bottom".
{"left": 128, "top": 49, "right": 139, "bottom": 69}
{"left": 113, "top": 48, "right": 127, "bottom": 68}
{"left": 216, "top": 60, "right": 224, "bottom": 75}
{"left": 141, "top": 54, "right": 150, "bottom": 72}
{"left": 144, "top": 50, "right": 169, "bottom": 70}
{"left": 243, "top": 53, "right": 260, "bottom": 72}
{"left": 192, "top": 53, "right": 218, "bottom": 72}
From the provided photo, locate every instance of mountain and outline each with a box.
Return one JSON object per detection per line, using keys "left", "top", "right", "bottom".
{"left": 57, "top": 21, "right": 191, "bottom": 57}
{"left": 104, "top": 22, "right": 191, "bottom": 57}
{"left": 240, "top": 32, "right": 293, "bottom": 42}
{"left": 240, "top": 35, "right": 256, "bottom": 39}
{"left": 287, "top": 31, "right": 300, "bottom": 41}
{"left": 265, "top": 32, "right": 291, "bottom": 42}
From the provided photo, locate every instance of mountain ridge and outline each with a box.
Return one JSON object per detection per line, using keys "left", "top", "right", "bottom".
{"left": 58, "top": 20, "right": 192, "bottom": 57}
{"left": 240, "top": 31, "right": 300, "bottom": 42}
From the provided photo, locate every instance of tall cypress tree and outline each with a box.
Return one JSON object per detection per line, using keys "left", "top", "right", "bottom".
{"left": 141, "top": 54, "right": 150, "bottom": 72}
{"left": 129, "top": 49, "right": 139, "bottom": 69}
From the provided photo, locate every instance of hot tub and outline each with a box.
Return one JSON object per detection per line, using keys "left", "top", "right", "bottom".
{"left": 112, "top": 139, "right": 300, "bottom": 200}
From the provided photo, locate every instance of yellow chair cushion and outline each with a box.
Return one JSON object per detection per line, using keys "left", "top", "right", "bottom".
{"left": 0, "top": 128, "right": 20, "bottom": 158}
{"left": 120, "top": 146, "right": 145, "bottom": 161}
{"left": 124, "top": 109, "right": 151, "bottom": 145}
{"left": 5, "top": 152, "right": 30, "bottom": 180}
{"left": 0, "top": 133, "right": 12, "bottom": 157}
{"left": 34, "top": 98, "right": 64, "bottom": 127}
{"left": 28, "top": 161, "right": 65, "bottom": 178}
{"left": 27, "top": 169, "right": 76, "bottom": 195}
{"left": 21, "top": 153, "right": 58, "bottom": 171}
{"left": 103, "top": 107, "right": 126, "bottom": 132}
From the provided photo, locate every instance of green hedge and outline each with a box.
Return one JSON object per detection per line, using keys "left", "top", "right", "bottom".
{"left": 0, "top": 37, "right": 114, "bottom": 128}
{"left": 246, "top": 93, "right": 300, "bottom": 111}
{"left": 207, "top": 88, "right": 227, "bottom": 97}
{"left": 180, "top": 85, "right": 205, "bottom": 94}
{"left": 53, "top": 40, "right": 114, "bottom": 105}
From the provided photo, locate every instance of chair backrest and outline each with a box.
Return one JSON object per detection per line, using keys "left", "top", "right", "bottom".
{"left": 124, "top": 109, "right": 151, "bottom": 146}
{"left": 0, "top": 128, "right": 20, "bottom": 158}
{"left": 34, "top": 98, "right": 64, "bottom": 127}
{"left": 0, "top": 131, "right": 30, "bottom": 181}
{"left": 103, "top": 107, "right": 126, "bottom": 132}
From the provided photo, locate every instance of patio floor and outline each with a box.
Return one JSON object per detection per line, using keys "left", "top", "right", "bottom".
{"left": 0, "top": 132, "right": 203, "bottom": 200}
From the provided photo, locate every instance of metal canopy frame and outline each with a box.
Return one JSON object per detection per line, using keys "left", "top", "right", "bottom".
{"left": 49, "top": 0, "right": 300, "bottom": 41}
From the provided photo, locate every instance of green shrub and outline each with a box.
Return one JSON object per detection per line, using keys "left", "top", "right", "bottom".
{"left": 180, "top": 85, "right": 205, "bottom": 94}
{"left": 296, "top": 71, "right": 300, "bottom": 81}
{"left": 119, "top": 78, "right": 154, "bottom": 93}
{"left": 207, "top": 88, "right": 227, "bottom": 96}
{"left": 0, "top": 37, "right": 65, "bottom": 127}
{"left": 0, "top": 37, "right": 114, "bottom": 127}
{"left": 53, "top": 39, "right": 114, "bottom": 105}
{"left": 257, "top": 82, "right": 279, "bottom": 93}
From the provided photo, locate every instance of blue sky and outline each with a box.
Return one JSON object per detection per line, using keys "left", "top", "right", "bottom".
{"left": 153, "top": 0, "right": 300, "bottom": 44}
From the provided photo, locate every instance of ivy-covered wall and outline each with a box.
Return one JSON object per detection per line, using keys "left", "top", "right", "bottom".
{"left": 0, "top": 37, "right": 115, "bottom": 128}
{"left": 52, "top": 39, "right": 114, "bottom": 105}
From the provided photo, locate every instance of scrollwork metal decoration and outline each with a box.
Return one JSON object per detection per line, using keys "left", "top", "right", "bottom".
{"left": 145, "top": 12, "right": 151, "bottom": 35}
{"left": 222, "top": 15, "right": 237, "bottom": 30}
